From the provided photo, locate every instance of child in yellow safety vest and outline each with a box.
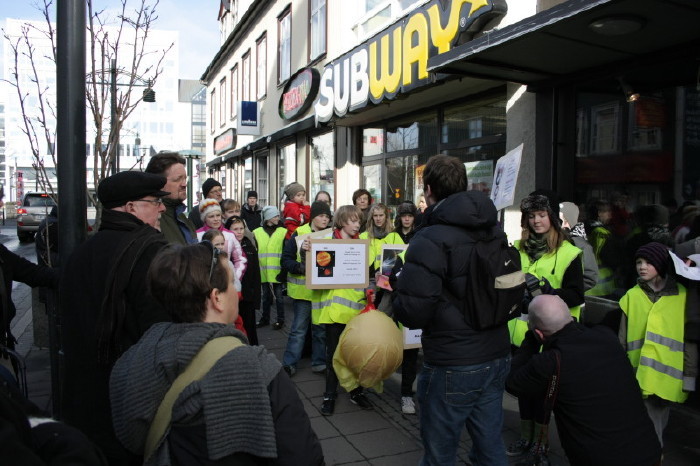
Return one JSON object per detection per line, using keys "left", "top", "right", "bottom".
{"left": 359, "top": 203, "right": 393, "bottom": 277}
{"left": 619, "top": 241, "right": 698, "bottom": 446}
{"left": 317, "top": 205, "right": 373, "bottom": 416}
{"left": 253, "top": 206, "right": 287, "bottom": 330}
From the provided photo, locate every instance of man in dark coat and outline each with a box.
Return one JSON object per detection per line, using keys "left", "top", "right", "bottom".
{"left": 60, "top": 171, "right": 170, "bottom": 464}
{"left": 241, "top": 190, "right": 262, "bottom": 230}
{"left": 188, "top": 178, "right": 223, "bottom": 229}
{"left": 145, "top": 151, "right": 197, "bottom": 245}
{"left": 506, "top": 295, "right": 662, "bottom": 466}
{"left": 393, "top": 155, "right": 511, "bottom": 466}
{"left": 1, "top": 243, "right": 59, "bottom": 352}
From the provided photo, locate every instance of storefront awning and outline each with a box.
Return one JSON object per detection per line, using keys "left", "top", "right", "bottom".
{"left": 429, "top": 0, "right": 700, "bottom": 89}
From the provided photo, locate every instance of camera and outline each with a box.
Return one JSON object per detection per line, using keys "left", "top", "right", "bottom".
{"left": 522, "top": 273, "right": 543, "bottom": 313}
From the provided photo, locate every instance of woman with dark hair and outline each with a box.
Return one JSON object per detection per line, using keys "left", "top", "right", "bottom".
{"left": 507, "top": 190, "right": 584, "bottom": 465}
{"left": 110, "top": 243, "right": 323, "bottom": 465}
{"left": 352, "top": 188, "right": 372, "bottom": 232}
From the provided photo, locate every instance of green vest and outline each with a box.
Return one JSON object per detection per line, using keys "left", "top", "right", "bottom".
{"left": 287, "top": 224, "right": 313, "bottom": 301}
{"left": 314, "top": 287, "right": 367, "bottom": 325}
{"left": 509, "top": 240, "right": 583, "bottom": 346}
{"left": 620, "top": 284, "right": 688, "bottom": 403}
{"left": 253, "top": 226, "right": 286, "bottom": 283}
{"left": 586, "top": 226, "right": 615, "bottom": 297}
{"left": 359, "top": 231, "right": 384, "bottom": 271}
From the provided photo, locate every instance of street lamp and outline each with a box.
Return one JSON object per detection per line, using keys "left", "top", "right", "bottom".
{"left": 103, "top": 59, "right": 156, "bottom": 175}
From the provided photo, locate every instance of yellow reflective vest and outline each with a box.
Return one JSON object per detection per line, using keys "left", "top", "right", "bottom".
{"left": 286, "top": 224, "right": 313, "bottom": 301}
{"left": 253, "top": 226, "right": 286, "bottom": 283}
{"left": 586, "top": 226, "right": 615, "bottom": 297}
{"left": 509, "top": 240, "right": 583, "bottom": 346}
{"left": 359, "top": 231, "right": 384, "bottom": 271}
{"left": 619, "top": 284, "right": 688, "bottom": 403}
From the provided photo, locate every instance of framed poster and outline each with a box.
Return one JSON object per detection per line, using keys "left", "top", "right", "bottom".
{"left": 403, "top": 327, "right": 422, "bottom": 349}
{"left": 305, "top": 239, "right": 370, "bottom": 289}
{"left": 377, "top": 244, "right": 409, "bottom": 290}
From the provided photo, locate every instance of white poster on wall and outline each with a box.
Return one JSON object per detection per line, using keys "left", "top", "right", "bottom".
{"left": 490, "top": 144, "right": 523, "bottom": 211}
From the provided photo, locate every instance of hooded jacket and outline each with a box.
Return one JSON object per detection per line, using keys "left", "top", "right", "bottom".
{"left": 393, "top": 190, "right": 510, "bottom": 366}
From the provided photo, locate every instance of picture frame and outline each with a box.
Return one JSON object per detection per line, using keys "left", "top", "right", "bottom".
{"left": 305, "top": 238, "right": 370, "bottom": 289}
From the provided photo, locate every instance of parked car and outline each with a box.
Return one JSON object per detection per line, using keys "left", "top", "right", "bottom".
{"left": 16, "top": 191, "right": 96, "bottom": 242}
{"left": 17, "top": 192, "right": 56, "bottom": 242}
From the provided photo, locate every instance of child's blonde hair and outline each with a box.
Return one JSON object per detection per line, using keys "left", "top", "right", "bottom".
{"left": 333, "top": 205, "right": 361, "bottom": 230}
{"left": 365, "top": 203, "right": 393, "bottom": 238}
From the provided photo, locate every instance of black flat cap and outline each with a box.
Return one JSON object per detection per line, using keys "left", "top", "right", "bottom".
{"left": 98, "top": 171, "right": 169, "bottom": 209}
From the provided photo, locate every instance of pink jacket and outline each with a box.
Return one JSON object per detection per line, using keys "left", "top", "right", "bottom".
{"left": 196, "top": 226, "right": 247, "bottom": 281}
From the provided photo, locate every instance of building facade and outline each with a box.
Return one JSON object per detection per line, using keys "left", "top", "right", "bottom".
{"left": 203, "top": 0, "right": 700, "bottom": 241}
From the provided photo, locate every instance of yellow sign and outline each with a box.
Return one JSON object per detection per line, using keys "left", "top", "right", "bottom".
{"left": 315, "top": 0, "right": 506, "bottom": 122}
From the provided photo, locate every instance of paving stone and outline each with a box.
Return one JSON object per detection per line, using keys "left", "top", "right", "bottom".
{"left": 320, "top": 436, "right": 365, "bottom": 465}
{"left": 347, "top": 426, "right": 420, "bottom": 458}
{"left": 310, "top": 415, "right": 340, "bottom": 440}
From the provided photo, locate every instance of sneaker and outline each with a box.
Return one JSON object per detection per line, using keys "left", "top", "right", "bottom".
{"left": 272, "top": 321, "right": 284, "bottom": 330}
{"left": 282, "top": 365, "right": 296, "bottom": 377}
{"left": 320, "top": 397, "right": 335, "bottom": 416}
{"left": 514, "top": 443, "right": 549, "bottom": 466}
{"left": 349, "top": 391, "right": 374, "bottom": 410}
{"left": 256, "top": 319, "right": 269, "bottom": 328}
{"left": 311, "top": 365, "right": 327, "bottom": 375}
{"left": 506, "top": 438, "right": 532, "bottom": 457}
{"left": 401, "top": 396, "right": 416, "bottom": 414}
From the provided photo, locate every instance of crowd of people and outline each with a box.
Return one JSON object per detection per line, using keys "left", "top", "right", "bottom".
{"left": 0, "top": 150, "right": 698, "bottom": 465}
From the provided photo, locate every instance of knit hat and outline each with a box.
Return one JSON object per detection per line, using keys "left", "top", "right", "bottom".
{"left": 247, "top": 190, "right": 258, "bottom": 199}
{"left": 560, "top": 201, "right": 580, "bottom": 228}
{"left": 521, "top": 189, "right": 561, "bottom": 228}
{"left": 199, "top": 198, "right": 222, "bottom": 221}
{"left": 202, "top": 178, "right": 222, "bottom": 198}
{"left": 262, "top": 205, "right": 280, "bottom": 223}
{"left": 635, "top": 242, "right": 669, "bottom": 278}
{"left": 284, "top": 182, "right": 305, "bottom": 199}
{"left": 310, "top": 201, "right": 332, "bottom": 221}
{"left": 397, "top": 201, "right": 417, "bottom": 217}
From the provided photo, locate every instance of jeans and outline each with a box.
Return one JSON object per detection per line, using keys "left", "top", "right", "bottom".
{"left": 282, "top": 299, "right": 326, "bottom": 369}
{"left": 417, "top": 355, "right": 510, "bottom": 466}
{"left": 260, "top": 283, "right": 285, "bottom": 323}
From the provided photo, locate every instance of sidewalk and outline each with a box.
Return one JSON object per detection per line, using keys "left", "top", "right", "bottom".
{"left": 8, "top": 268, "right": 700, "bottom": 465}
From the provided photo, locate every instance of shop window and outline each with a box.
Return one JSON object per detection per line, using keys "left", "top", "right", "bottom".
{"left": 386, "top": 114, "right": 437, "bottom": 152}
{"left": 256, "top": 33, "right": 267, "bottom": 100}
{"left": 590, "top": 102, "right": 620, "bottom": 154}
{"left": 442, "top": 98, "right": 506, "bottom": 145}
{"left": 278, "top": 142, "right": 297, "bottom": 205}
{"left": 385, "top": 155, "right": 418, "bottom": 208}
{"left": 363, "top": 127, "right": 384, "bottom": 157}
{"left": 363, "top": 163, "right": 383, "bottom": 205}
{"left": 256, "top": 152, "right": 269, "bottom": 206}
{"left": 309, "top": 0, "right": 326, "bottom": 61}
{"left": 278, "top": 9, "right": 291, "bottom": 83}
{"left": 243, "top": 156, "right": 253, "bottom": 197}
{"left": 309, "top": 131, "right": 334, "bottom": 204}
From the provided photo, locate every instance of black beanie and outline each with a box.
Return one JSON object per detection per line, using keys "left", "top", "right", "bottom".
{"left": 635, "top": 242, "right": 669, "bottom": 278}
{"left": 310, "top": 201, "right": 332, "bottom": 221}
{"left": 247, "top": 190, "right": 258, "bottom": 199}
{"left": 202, "top": 178, "right": 222, "bottom": 198}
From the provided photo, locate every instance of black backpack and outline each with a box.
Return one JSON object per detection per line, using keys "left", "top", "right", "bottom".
{"left": 461, "top": 230, "right": 525, "bottom": 330}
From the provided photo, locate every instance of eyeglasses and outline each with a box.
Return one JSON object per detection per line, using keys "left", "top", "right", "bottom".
{"left": 201, "top": 240, "right": 221, "bottom": 282}
{"left": 133, "top": 198, "right": 164, "bottom": 206}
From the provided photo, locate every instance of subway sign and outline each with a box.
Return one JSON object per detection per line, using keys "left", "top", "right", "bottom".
{"left": 314, "top": 0, "right": 506, "bottom": 123}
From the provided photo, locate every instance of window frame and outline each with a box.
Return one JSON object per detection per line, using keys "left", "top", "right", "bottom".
{"left": 219, "top": 77, "right": 227, "bottom": 127}
{"left": 210, "top": 88, "right": 216, "bottom": 134}
{"left": 242, "top": 50, "right": 252, "bottom": 101}
{"left": 308, "top": 0, "right": 327, "bottom": 62}
{"left": 277, "top": 7, "right": 292, "bottom": 84}
{"left": 230, "top": 64, "right": 238, "bottom": 120}
{"left": 256, "top": 32, "right": 267, "bottom": 100}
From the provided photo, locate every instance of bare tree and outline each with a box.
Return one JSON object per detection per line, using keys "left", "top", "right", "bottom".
{"left": 2, "top": 0, "right": 173, "bottom": 203}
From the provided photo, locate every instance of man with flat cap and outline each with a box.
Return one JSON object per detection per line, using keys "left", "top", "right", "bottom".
{"left": 60, "top": 171, "right": 171, "bottom": 464}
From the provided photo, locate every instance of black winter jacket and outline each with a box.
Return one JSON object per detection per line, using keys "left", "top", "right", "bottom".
{"left": 507, "top": 323, "right": 661, "bottom": 466}
{"left": 393, "top": 191, "right": 510, "bottom": 366}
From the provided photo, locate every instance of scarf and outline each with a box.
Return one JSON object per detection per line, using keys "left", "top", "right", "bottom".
{"left": 569, "top": 222, "right": 587, "bottom": 240}
{"left": 110, "top": 322, "right": 280, "bottom": 464}
{"left": 523, "top": 234, "right": 549, "bottom": 262}
{"left": 333, "top": 229, "right": 359, "bottom": 239}
{"left": 372, "top": 224, "right": 389, "bottom": 240}
{"left": 96, "top": 209, "right": 168, "bottom": 365}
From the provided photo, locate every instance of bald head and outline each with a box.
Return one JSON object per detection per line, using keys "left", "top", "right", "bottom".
{"left": 528, "top": 295, "right": 573, "bottom": 337}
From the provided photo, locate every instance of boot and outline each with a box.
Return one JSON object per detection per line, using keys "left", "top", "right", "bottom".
{"left": 506, "top": 419, "right": 534, "bottom": 456}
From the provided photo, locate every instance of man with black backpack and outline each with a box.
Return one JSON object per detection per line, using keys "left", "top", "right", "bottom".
{"left": 393, "top": 155, "right": 514, "bottom": 466}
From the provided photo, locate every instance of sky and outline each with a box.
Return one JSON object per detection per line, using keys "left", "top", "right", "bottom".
{"left": 1, "top": 0, "right": 221, "bottom": 79}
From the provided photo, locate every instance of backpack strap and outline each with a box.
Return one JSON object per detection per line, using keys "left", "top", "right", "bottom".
{"left": 144, "top": 336, "right": 244, "bottom": 462}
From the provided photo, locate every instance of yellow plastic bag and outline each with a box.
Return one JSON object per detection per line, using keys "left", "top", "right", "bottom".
{"left": 333, "top": 310, "right": 404, "bottom": 393}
